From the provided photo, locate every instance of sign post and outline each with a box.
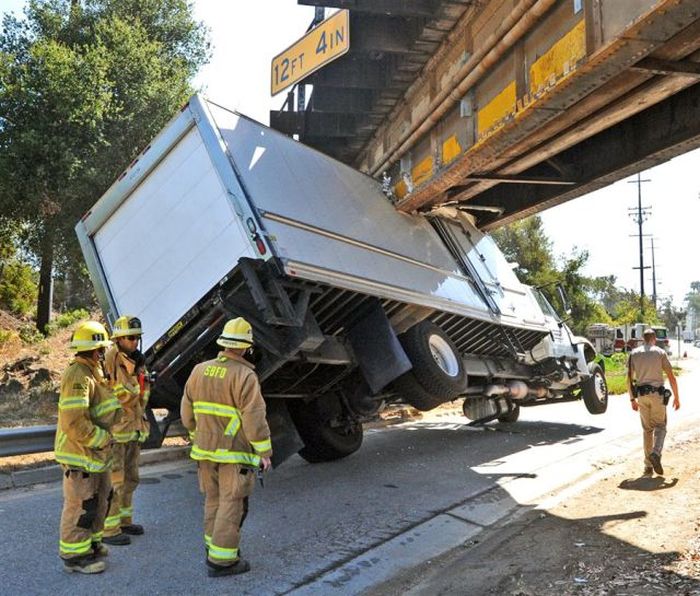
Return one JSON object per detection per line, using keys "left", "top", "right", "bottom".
{"left": 271, "top": 10, "right": 350, "bottom": 96}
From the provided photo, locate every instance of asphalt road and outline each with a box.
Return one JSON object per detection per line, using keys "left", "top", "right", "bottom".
{"left": 2, "top": 348, "right": 698, "bottom": 596}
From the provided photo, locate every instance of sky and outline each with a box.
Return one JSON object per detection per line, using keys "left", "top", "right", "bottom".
{"left": 2, "top": 0, "right": 698, "bottom": 305}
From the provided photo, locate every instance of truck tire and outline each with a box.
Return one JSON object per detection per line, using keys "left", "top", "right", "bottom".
{"left": 497, "top": 403, "right": 520, "bottom": 423}
{"left": 581, "top": 362, "right": 608, "bottom": 414}
{"left": 393, "top": 321, "right": 467, "bottom": 411}
{"left": 287, "top": 396, "right": 363, "bottom": 463}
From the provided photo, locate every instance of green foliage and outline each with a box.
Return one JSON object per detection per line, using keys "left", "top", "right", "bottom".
{"left": 0, "top": 0, "right": 210, "bottom": 329}
{"left": 45, "top": 307, "right": 89, "bottom": 335}
{"left": 18, "top": 324, "right": 44, "bottom": 344}
{"left": 491, "top": 216, "right": 608, "bottom": 334}
{"left": 0, "top": 328, "right": 18, "bottom": 348}
{"left": 0, "top": 233, "right": 38, "bottom": 316}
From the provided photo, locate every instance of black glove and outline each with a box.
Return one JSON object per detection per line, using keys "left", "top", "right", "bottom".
{"left": 131, "top": 349, "right": 146, "bottom": 369}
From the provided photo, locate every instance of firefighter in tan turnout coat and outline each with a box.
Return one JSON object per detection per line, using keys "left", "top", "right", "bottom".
{"left": 55, "top": 321, "right": 122, "bottom": 574}
{"left": 181, "top": 317, "right": 272, "bottom": 577}
{"left": 102, "top": 316, "right": 151, "bottom": 545}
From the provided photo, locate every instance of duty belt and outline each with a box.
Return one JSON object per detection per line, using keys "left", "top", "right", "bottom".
{"left": 637, "top": 384, "right": 663, "bottom": 396}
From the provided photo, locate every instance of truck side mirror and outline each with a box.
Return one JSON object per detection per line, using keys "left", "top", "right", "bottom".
{"left": 557, "top": 285, "right": 572, "bottom": 315}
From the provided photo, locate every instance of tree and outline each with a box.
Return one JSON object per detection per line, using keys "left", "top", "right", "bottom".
{"left": 0, "top": 0, "right": 209, "bottom": 331}
{"left": 491, "top": 216, "right": 607, "bottom": 334}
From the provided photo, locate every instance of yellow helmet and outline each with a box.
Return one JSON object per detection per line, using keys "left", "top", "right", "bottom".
{"left": 70, "top": 321, "right": 112, "bottom": 352}
{"left": 111, "top": 315, "right": 143, "bottom": 339}
{"left": 216, "top": 317, "right": 253, "bottom": 349}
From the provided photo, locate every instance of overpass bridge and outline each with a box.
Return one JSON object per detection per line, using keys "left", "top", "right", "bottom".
{"left": 271, "top": 0, "right": 700, "bottom": 229}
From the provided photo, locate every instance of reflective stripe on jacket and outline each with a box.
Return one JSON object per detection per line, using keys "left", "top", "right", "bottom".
{"left": 54, "top": 356, "right": 121, "bottom": 473}
{"left": 181, "top": 352, "right": 272, "bottom": 466}
{"left": 104, "top": 346, "right": 150, "bottom": 443}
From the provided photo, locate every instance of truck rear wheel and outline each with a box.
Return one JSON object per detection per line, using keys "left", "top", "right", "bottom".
{"left": 581, "top": 362, "right": 608, "bottom": 414}
{"left": 393, "top": 321, "right": 467, "bottom": 411}
{"left": 287, "top": 395, "right": 363, "bottom": 463}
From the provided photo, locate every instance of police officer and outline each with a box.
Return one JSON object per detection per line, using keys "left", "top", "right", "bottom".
{"left": 181, "top": 317, "right": 272, "bottom": 577}
{"left": 627, "top": 328, "right": 680, "bottom": 476}
{"left": 102, "top": 315, "right": 151, "bottom": 545}
{"left": 55, "top": 321, "right": 122, "bottom": 574}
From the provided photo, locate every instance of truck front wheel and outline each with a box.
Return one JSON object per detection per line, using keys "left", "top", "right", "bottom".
{"left": 581, "top": 363, "right": 608, "bottom": 414}
{"left": 287, "top": 394, "right": 363, "bottom": 463}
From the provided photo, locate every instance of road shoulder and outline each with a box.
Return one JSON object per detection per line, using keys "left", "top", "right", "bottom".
{"left": 368, "top": 428, "right": 700, "bottom": 596}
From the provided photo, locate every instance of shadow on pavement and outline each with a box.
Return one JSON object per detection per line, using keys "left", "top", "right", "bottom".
{"left": 618, "top": 476, "right": 679, "bottom": 491}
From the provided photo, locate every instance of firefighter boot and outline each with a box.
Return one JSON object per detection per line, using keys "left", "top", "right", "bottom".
{"left": 121, "top": 523, "right": 144, "bottom": 535}
{"left": 207, "top": 559, "right": 251, "bottom": 577}
{"left": 102, "top": 533, "right": 131, "bottom": 546}
{"left": 63, "top": 555, "right": 106, "bottom": 574}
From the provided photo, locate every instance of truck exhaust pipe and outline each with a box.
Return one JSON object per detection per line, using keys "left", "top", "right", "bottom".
{"left": 483, "top": 381, "right": 547, "bottom": 400}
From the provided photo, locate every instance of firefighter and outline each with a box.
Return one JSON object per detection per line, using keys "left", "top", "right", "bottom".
{"left": 55, "top": 321, "right": 122, "bottom": 574}
{"left": 102, "top": 315, "right": 151, "bottom": 545}
{"left": 181, "top": 317, "right": 272, "bottom": 577}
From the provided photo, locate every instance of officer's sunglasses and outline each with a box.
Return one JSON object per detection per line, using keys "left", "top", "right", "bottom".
{"left": 125, "top": 335, "right": 139, "bottom": 341}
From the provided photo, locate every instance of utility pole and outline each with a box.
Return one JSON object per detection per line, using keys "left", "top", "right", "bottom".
{"left": 650, "top": 237, "right": 658, "bottom": 308}
{"left": 628, "top": 173, "right": 651, "bottom": 319}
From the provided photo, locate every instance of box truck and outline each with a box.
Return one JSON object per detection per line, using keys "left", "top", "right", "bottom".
{"left": 76, "top": 96, "right": 608, "bottom": 465}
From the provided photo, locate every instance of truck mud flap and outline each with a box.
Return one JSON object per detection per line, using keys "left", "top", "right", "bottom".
{"left": 266, "top": 398, "right": 304, "bottom": 468}
{"left": 347, "top": 299, "right": 412, "bottom": 394}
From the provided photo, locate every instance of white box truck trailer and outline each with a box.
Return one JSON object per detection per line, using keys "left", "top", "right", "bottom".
{"left": 76, "top": 95, "right": 608, "bottom": 464}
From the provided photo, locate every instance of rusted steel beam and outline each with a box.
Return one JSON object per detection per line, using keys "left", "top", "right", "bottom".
{"left": 449, "top": 175, "right": 576, "bottom": 187}
{"left": 349, "top": 15, "right": 427, "bottom": 55}
{"left": 479, "top": 83, "right": 700, "bottom": 230}
{"left": 308, "top": 57, "right": 393, "bottom": 89}
{"left": 632, "top": 57, "right": 700, "bottom": 78}
{"left": 428, "top": 36, "right": 700, "bottom": 206}
{"left": 297, "top": 0, "right": 441, "bottom": 18}
{"left": 393, "top": 0, "right": 699, "bottom": 213}
{"left": 309, "top": 87, "right": 376, "bottom": 113}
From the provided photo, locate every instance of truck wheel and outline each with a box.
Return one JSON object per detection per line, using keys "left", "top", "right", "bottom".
{"left": 497, "top": 403, "right": 520, "bottom": 423}
{"left": 393, "top": 321, "right": 467, "bottom": 411}
{"left": 287, "top": 395, "right": 363, "bottom": 463}
{"left": 581, "top": 362, "right": 608, "bottom": 414}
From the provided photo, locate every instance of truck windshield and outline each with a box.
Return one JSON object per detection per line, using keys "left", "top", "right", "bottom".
{"left": 533, "top": 289, "right": 559, "bottom": 319}
{"left": 654, "top": 327, "right": 668, "bottom": 339}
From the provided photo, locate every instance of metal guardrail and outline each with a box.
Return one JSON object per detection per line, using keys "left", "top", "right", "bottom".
{"left": 0, "top": 422, "right": 187, "bottom": 458}
{"left": 0, "top": 425, "right": 57, "bottom": 458}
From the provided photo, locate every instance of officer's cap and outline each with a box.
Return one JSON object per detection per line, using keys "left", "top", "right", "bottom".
{"left": 643, "top": 328, "right": 656, "bottom": 336}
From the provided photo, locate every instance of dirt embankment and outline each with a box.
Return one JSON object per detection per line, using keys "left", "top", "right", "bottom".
{"left": 0, "top": 310, "right": 92, "bottom": 427}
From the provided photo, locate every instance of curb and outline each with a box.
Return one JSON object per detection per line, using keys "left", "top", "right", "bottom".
{"left": 0, "top": 446, "right": 190, "bottom": 491}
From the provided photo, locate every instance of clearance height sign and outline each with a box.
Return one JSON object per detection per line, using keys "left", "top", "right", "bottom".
{"left": 271, "top": 10, "right": 350, "bottom": 96}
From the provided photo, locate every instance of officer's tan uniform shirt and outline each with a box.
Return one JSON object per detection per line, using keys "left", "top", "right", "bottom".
{"left": 104, "top": 346, "right": 150, "bottom": 442}
{"left": 628, "top": 344, "right": 672, "bottom": 386}
{"left": 181, "top": 352, "right": 272, "bottom": 463}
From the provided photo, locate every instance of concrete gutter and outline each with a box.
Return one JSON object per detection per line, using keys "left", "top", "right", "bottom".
{"left": 0, "top": 446, "right": 190, "bottom": 491}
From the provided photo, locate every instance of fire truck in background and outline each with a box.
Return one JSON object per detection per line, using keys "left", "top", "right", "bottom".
{"left": 614, "top": 324, "right": 671, "bottom": 354}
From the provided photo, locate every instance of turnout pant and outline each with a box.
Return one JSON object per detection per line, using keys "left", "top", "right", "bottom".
{"left": 198, "top": 461, "right": 255, "bottom": 566}
{"left": 104, "top": 441, "right": 141, "bottom": 536}
{"left": 638, "top": 392, "right": 667, "bottom": 467}
{"left": 59, "top": 469, "right": 111, "bottom": 560}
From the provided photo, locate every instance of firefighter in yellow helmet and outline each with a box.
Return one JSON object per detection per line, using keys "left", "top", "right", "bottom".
{"left": 181, "top": 317, "right": 272, "bottom": 577}
{"left": 102, "top": 315, "right": 151, "bottom": 545}
{"left": 55, "top": 321, "right": 122, "bottom": 574}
